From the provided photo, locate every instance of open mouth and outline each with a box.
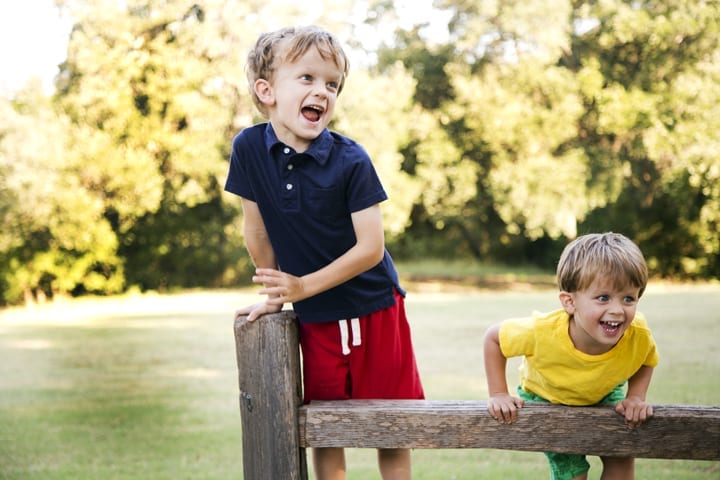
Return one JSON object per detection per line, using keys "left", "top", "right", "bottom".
{"left": 301, "top": 105, "right": 323, "bottom": 122}
{"left": 600, "top": 320, "right": 622, "bottom": 335}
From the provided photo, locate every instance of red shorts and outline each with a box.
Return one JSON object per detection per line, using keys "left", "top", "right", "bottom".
{"left": 298, "top": 290, "right": 425, "bottom": 403}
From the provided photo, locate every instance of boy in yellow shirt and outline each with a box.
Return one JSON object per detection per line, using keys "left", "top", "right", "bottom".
{"left": 484, "top": 232, "right": 659, "bottom": 480}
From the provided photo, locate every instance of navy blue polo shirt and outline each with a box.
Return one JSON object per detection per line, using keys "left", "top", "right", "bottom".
{"left": 224, "top": 123, "right": 404, "bottom": 323}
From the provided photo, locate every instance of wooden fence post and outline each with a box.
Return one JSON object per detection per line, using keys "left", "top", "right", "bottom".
{"left": 234, "top": 311, "right": 307, "bottom": 480}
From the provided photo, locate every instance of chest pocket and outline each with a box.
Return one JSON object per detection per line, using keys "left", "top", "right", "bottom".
{"left": 304, "top": 185, "right": 345, "bottom": 220}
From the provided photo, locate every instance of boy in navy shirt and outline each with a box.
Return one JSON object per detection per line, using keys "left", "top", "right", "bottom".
{"left": 225, "top": 25, "right": 424, "bottom": 480}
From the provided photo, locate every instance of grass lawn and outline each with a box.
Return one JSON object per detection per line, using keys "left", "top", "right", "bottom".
{"left": 1, "top": 282, "right": 719, "bottom": 479}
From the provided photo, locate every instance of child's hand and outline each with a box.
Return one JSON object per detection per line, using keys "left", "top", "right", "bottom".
{"left": 253, "top": 268, "right": 307, "bottom": 305}
{"left": 615, "top": 396, "right": 654, "bottom": 429}
{"left": 487, "top": 394, "right": 525, "bottom": 424}
{"left": 234, "top": 301, "right": 283, "bottom": 322}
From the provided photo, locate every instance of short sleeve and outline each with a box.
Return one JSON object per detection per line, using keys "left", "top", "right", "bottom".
{"left": 498, "top": 316, "right": 537, "bottom": 358}
{"left": 631, "top": 314, "right": 660, "bottom": 368}
{"left": 343, "top": 143, "right": 387, "bottom": 213}
{"left": 224, "top": 129, "right": 257, "bottom": 200}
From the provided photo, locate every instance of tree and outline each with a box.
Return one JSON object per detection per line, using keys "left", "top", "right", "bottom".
{"left": 3, "top": 0, "right": 718, "bottom": 306}
{"left": 55, "top": 0, "right": 257, "bottom": 290}
{"left": 382, "top": 0, "right": 588, "bottom": 259}
{"left": 0, "top": 82, "right": 123, "bottom": 303}
{"left": 382, "top": 0, "right": 720, "bottom": 275}
{"left": 333, "top": 64, "right": 422, "bottom": 240}
{"left": 567, "top": 0, "right": 720, "bottom": 277}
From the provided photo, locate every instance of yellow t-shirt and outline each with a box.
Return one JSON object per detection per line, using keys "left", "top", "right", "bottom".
{"left": 499, "top": 308, "right": 659, "bottom": 406}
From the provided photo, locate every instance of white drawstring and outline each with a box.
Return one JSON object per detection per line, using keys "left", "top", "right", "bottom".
{"left": 350, "top": 318, "right": 361, "bottom": 346}
{"left": 338, "top": 318, "right": 361, "bottom": 355}
{"left": 339, "top": 320, "right": 350, "bottom": 355}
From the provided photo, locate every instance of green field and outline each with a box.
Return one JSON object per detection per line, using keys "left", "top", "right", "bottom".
{"left": 1, "top": 283, "right": 718, "bottom": 479}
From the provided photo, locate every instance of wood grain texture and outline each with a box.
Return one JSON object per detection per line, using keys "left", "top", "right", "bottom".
{"left": 299, "top": 400, "right": 720, "bottom": 460}
{"left": 235, "top": 312, "right": 307, "bottom": 480}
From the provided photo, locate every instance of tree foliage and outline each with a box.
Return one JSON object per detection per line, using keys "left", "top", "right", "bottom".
{"left": 1, "top": 0, "right": 718, "bottom": 305}
{"left": 565, "top": 0, "right": 720, "bottom": 277}
{"left": 0, "top": 83, "right": 123, "bottom": 303}
{"left": 381, "top": 0, "right": 720, "bottom": 276}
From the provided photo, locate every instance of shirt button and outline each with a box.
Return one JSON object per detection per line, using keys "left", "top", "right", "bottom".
{"left": 286, "top": 183, "right": 293, "bottom": 190}
{"left": 283, "top": 147, "right": 290, "bottom": 154}
{"left": 287, "top": 164, "right": 294, "bottom": 170}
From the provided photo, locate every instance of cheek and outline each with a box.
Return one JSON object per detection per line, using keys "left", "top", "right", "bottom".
{"left": 624, "top": 306, "right": 638, "bottom": 317}
{"left": 322, "top": 104, "right": 336, "bottom": 120}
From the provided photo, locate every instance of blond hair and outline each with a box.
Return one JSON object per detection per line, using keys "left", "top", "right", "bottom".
{"left": 245, "top": 25, "right": 349, "bottom": 117}
{"left": 557, "top": 232, "right": 648, "bottom": 297}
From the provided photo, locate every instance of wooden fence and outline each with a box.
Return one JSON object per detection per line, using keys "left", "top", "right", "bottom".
{"left": 234, "top": 311, "right": 720, "bottom": 480}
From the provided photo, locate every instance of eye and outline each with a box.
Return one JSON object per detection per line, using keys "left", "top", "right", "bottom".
{"left": 300, "top": 74, "right": 312, "bottom": 82}
{"left": 596, "top": 295, "right": 609, "bottom": 302}
{"left": 623, "top": 295, "right": 637, "bottom": 304}
{"left": 326, "top": 81, "right": 339, "bottom": 91}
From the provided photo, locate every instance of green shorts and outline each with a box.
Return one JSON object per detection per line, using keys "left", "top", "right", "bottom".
{"left": 517, "top": 384, "right": 626, "bottom": 480}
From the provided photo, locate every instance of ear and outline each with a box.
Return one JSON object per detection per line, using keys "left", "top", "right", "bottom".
{"left": 559, "top": 291, "right": 575, "bottom": 315}
{"left": 254, "top": 79, "right": 275, "bottom": 107}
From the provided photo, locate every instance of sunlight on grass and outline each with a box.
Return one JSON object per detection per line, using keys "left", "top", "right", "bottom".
{"left": 3, "top": 338, "right": 55, "bottom": 350}
{"left": 171, "top": 368, "right": 223, "bottom": 378}
{"left": 1, "top": 285, "right": 718, "bottom": 479}
{"left": 0, "top": 289, "right": 259, "bottom": 325}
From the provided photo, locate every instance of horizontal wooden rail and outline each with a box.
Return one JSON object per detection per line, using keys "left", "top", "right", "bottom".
{"left": 235, "top": 312, "right": 720, "bottom": 479}
{"left": 299, "top": 400, "right": 720, "bottom": 460}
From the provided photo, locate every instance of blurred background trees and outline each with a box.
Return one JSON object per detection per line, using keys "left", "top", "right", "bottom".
{"left": 1, "top": 0, "right": 718, "bottom": 305}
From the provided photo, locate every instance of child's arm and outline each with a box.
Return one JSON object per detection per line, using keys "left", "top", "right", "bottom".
{"left": 241, "top": 198, "right": 277, "bottom": 269}
{"left": 253, "top": 204, "right": 386, "bottom": 305}
{"left": 235, "top": 198, "right": 282, "bottom": 322}
{"left": 615, "top": 365, "right": 654, "bottom": 429}
{"left": 484, "top": 323, "right": 524, "bottom": 424}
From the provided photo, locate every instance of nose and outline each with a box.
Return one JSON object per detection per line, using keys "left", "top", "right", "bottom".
{"left": 312, "top": 81, "right": 328, "bottom": 98}
{"left": 607, "top": 298, "right": 624, "bottom": 314}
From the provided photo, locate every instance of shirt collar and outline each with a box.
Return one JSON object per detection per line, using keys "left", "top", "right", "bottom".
{"left": 263, "top": 123, "right": 332, "bottom": 166}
